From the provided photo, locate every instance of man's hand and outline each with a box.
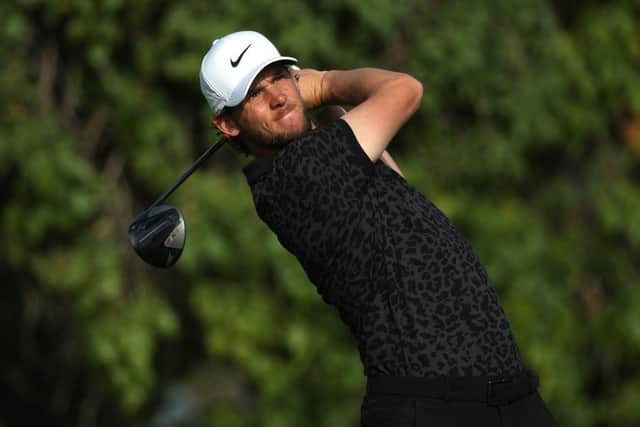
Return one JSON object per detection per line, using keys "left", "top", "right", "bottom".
{"left": 293, "top": 68, "right": 328, "bottom": 110}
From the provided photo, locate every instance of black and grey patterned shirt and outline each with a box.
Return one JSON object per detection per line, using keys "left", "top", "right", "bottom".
{"left": 243, "top": 119, "right": 524, "bottom": 377}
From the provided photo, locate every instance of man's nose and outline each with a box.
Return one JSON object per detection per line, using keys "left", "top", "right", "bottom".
{"left": 265, "top": 86, "right": 286, "bottom": 109}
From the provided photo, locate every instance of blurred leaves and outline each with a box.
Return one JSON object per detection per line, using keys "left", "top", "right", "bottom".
{"left": 1, "top": 0, "right": 639, "bottom": 426}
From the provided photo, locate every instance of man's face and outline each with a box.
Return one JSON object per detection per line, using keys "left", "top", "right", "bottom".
{"left": 229, "top": 63, "right": 310, "bottom": 150}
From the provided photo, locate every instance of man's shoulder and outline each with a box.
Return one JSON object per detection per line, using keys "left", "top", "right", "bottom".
{"left": 286, "top": 118, "right": 351, "bottom": 154}
{"left": 243, "top": 118, "right": 371, "bottom": 187}
{"left": 285, "top": 119, "right": 371, "bottom": 170}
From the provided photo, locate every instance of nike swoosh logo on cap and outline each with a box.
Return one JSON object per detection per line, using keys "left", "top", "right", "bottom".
{"left": 230, "top": 44, "right": 252, "bottom": 67}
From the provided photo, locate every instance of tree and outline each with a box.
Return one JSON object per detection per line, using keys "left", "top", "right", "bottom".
{"left": 1, "top": 1, "right": 639, "bottom": 426}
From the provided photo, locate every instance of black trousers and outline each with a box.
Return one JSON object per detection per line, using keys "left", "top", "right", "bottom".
{"left": 361, "top": 374, "right": 557, "bottom": 427}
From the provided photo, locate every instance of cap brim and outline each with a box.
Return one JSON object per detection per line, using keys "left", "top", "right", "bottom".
{"left": 227, "top": 56, "right": 297, "bottom": 107}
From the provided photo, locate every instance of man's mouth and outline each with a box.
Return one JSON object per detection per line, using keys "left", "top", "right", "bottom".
{"left": 274, "top": 103, "right": 297, "bottom": 122}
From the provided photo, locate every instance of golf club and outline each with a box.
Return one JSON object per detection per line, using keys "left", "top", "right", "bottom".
{"left": 128, "top": 138, "right": 226, "bottom": 268}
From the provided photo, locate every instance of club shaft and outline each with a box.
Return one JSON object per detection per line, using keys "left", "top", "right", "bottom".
{"left": 150, "top": 138, "right": 227, "bottom": 208}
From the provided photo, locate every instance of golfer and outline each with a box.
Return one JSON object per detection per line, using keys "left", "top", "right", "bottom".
{"left": 199, "top": 30, "right": 556, "bottom": 427}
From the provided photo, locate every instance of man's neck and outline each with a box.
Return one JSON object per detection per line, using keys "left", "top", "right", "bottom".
{"left": 250, "top": 145, "right": 280, "bottom": 157}
{"left": 248, "top": 120, "right": 318, "bottom": 158}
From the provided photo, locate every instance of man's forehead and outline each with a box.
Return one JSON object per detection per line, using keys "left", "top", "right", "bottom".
{"left": 250, "top": 63, "right": 289, "bottom": 88}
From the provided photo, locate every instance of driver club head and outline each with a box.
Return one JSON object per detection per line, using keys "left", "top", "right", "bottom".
{"left": 128, "top": 204, "right": 186, "bottom": 268}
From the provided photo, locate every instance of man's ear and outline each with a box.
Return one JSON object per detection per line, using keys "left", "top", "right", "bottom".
{"left": 212, "top": 113, "right": 240, "bottom": 139}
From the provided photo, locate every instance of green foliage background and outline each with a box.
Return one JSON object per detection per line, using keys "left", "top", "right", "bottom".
{"left": 1, "top": 0, "right": 639, "bottom": 426}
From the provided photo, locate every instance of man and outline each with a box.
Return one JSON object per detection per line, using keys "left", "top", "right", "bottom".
{"left": 199, "top": 30, "right": 556, "bottom": 427}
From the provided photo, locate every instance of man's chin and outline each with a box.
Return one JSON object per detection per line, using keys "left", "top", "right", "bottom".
{"left": 248, "top": 113, "right": 311, "bottom": 150}
{"left": 269, "top": 116, "right": 311, "bottom": 145}
{"left": 280, "top": 109, "right": 310, "bottom": 135}
{"left": 249, "top": 131, "right": 296, "bottom": 151}
{"left": 264, "top": 128, "right": 304, "bottom": 148}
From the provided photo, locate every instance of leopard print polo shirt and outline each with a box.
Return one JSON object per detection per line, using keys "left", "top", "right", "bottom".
{"left": 243, "top": 119, "right": 524, "bottom": 377}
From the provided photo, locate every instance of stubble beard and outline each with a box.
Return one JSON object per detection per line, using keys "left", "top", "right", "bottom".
{"left": 249, "top": 110, "right": 312, "bottom": 150}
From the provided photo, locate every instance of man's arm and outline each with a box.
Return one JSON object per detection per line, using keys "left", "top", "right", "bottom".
{"left": 380, "top": 150, "right": 405, "bottom": 178}
{"left": 296, "top": 68, "right": 422, "bottom": 162}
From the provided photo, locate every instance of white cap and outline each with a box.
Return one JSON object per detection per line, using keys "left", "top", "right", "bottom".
{"left": 199, "top": 31, "right": 297, "bottom": 115}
